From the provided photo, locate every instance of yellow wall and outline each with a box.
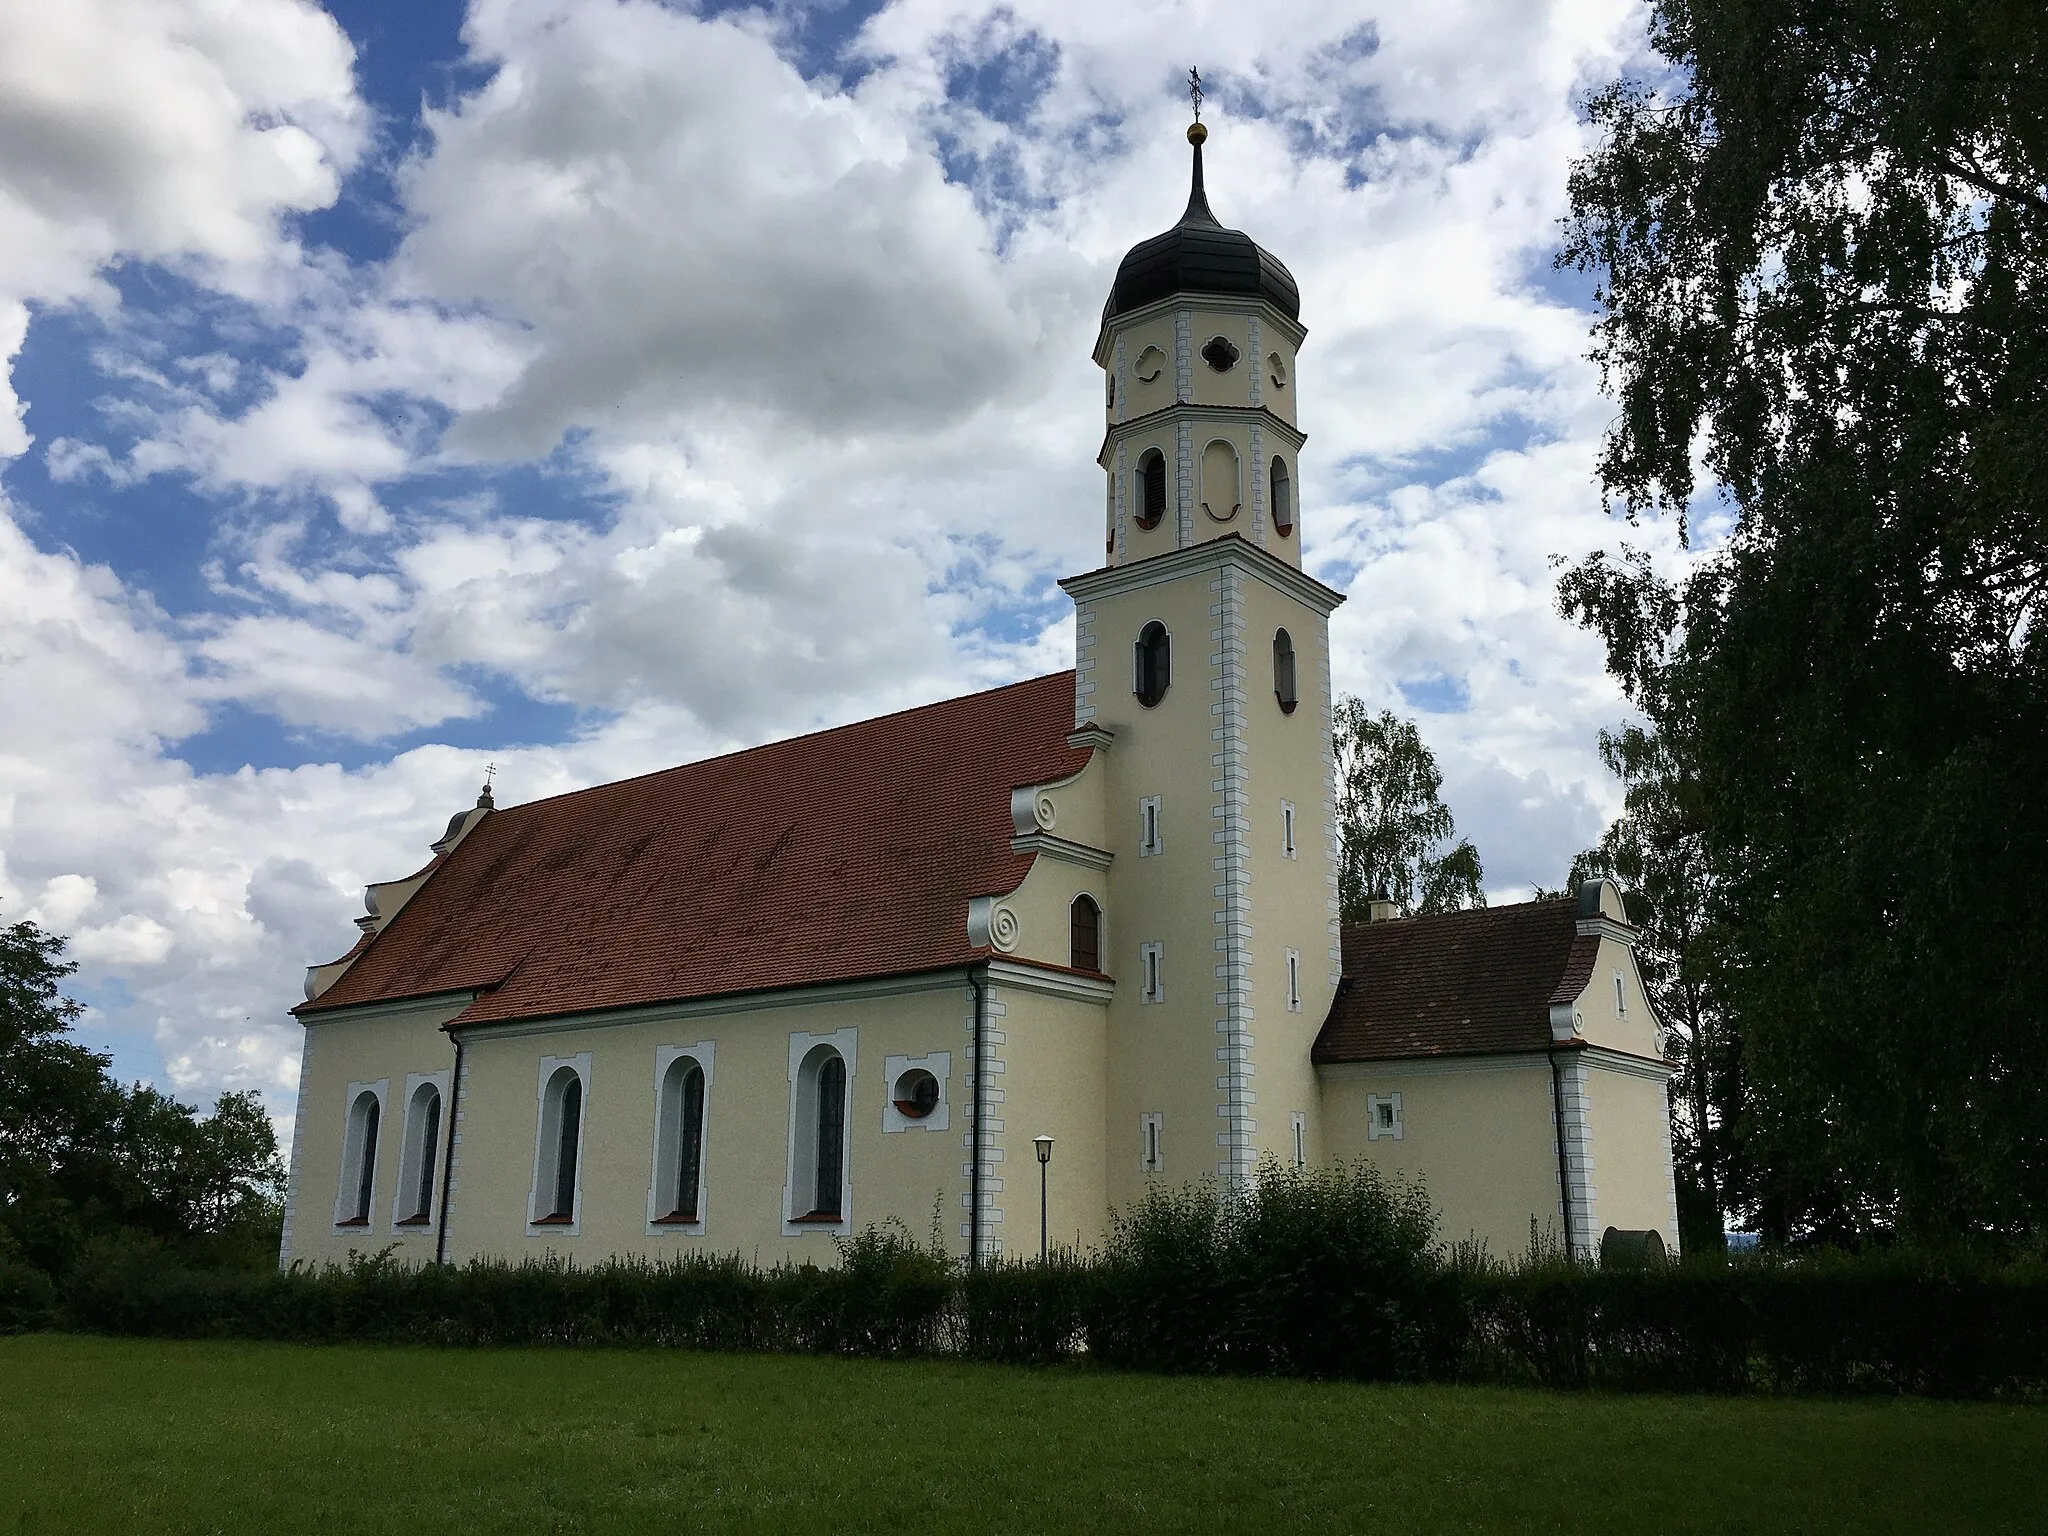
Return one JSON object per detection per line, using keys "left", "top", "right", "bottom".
{"left": 285, "top": 994, "right": 472, "bottom": 1270}
{"left": 1583, "top": 1059, "right": 1682, "bottom": 1252}
{"left": 1321, "top": 1057, "right": 1565, "bottom": 1262}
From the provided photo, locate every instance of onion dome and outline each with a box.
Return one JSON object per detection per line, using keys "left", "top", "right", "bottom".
{"left": 1104, "top": 123, "right": 1300, "bottom": 323}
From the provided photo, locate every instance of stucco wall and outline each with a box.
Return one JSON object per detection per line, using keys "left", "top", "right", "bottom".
{"left": 1321, "top": 1056, "right": 1565, "bottom": 1262}
{"left": 285, "top": 993, "right": 472, "bottom": 1271}
{"left": 1583, "top": 1056, "right": 1682, "bottom": 1252}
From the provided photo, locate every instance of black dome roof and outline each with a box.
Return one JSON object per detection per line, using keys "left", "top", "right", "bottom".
{"left": 1105, "top": 137, "right": 1299, "bottom": 323}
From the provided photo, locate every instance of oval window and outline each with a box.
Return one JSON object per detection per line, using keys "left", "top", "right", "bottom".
{"left": 1135, "top": 621, "right": 1171, "bottom": 707}
{"left": 893, "top": 1068, "right": 940, "bottom": 1120}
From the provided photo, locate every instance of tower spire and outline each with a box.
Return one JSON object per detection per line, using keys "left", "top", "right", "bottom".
{"left": 1181, "top": 66, "right": 1217, "bottom": 227}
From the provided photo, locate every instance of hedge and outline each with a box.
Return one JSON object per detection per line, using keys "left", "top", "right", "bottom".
{"left": 8, "top": 1163, "right": 2045, "bottom": 1400}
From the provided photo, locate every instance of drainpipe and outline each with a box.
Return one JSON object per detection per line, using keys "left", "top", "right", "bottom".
{"left": 967, "top": 964, "right": 988, "bottom": 1273}
{"left": 434, "top": 1030, "right": 466, "bottom": 1267}
{"left": 1548, "top": 1048, "right": 1576, "bottom": 1262}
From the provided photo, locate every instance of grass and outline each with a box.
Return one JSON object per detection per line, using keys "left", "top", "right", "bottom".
{"left": 2, "top": 1336, "right": 2044, "bottom": 1534}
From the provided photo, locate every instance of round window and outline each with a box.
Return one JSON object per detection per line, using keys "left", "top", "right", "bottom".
{"left": 893, "top": 1068, "right": 940, "bottom": 1119}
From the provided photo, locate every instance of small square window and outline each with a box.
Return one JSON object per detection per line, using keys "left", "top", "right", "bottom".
{"left": 1367, "top": 1092, "right": 1404, "bottom": 1142}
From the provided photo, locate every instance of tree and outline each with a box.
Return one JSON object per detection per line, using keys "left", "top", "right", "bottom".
{"left": 1332, "top": 700, "right": 1485, "bottom": 921}
{"left": 1559, "top": 1, "right": 2048, "bottom": 1237}
{"left": 1569, "top": 728, "right": 1745, "bottom": 1251}
{"left": 0, "top": 912, "right": 285, "bottom": 1272}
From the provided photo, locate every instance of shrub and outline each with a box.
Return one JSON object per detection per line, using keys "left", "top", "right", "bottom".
{"left": 0, "top": 1256, "right": 56, "bottom": 1333}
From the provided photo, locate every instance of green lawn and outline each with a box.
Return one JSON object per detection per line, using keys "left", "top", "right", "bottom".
{"left": 2, "top": 1336, "right": 2043, "bottom": 1534}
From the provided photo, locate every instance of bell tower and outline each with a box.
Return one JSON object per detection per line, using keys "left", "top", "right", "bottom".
{"left": 1065, "top": 100, "right": 1342, "bottom": 1199}
{"left": 1094, "top": 110, "right": 1308, "bottom": 567}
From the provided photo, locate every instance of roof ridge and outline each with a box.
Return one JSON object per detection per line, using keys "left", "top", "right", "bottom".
{"left": 493, "top": 670, "right": 1078, "bottom": 816}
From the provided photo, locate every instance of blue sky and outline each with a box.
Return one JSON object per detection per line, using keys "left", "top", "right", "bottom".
{"left": 0, "top": 0, "right": 1676, "bottom": 1134}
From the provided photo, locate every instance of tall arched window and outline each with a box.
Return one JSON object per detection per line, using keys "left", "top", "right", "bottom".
{"left": 1070, "top": 894, "right": 1102, "bottom": 972}
{"left": 396, "top": 1082, "right": 441, "bottom": 1226}
{"left": 536, "top": 1066, "right": 582, "bottom": 1224}
{"left": 1270, "top": 456, "right": 1294, "bottom": 536}
{"left": 792, "top": 1045, "right": 848, "bottom": 1222}
{"left": 813, "top": 1054, "right": 847, "bottom": 1218}
{"left": 1134, "top": 621, "right": 1171, "bottom": 707}
{"left": 339, "top": 1090, "right": 379, "bottom": 1226}
{"left": 1136, "top": 449, "right": 1166, "bottom": 530}
{"left": 654, "top": 1056, "right": 708, "bottom": 1224}
{"left": 1273, "top": 628, "right": 1298, "bottom": 714}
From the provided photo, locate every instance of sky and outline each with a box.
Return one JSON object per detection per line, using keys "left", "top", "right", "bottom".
{"left": 0, "top": 0, "right": 1686, "bottom": 1143}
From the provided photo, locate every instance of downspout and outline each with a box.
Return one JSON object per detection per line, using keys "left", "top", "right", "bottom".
{"left": 1548, "top": 1048, "right": 1575, "bottom": 1262}
{"left": 967, "top": 964, "right": 988, "bottom": 1273}
{"left": 434, "top": 1030, "right": 466, "bottom": 1267}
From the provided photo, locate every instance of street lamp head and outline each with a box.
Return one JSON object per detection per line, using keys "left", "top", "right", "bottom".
{"left": 1034, "top": 1134, "right": 1054, "bottom": 1165}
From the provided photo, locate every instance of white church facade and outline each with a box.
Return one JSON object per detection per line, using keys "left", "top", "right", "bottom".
{"left": 281, "top": 123, "right": 1680, "bottom": 1272}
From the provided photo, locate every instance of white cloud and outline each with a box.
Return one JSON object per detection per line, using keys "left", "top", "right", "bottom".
{"left": 0, "top": 0, "right": 365, "bottom": 454}
{"left": 0, "top": 0, "right": 1689, "bottom": 1150}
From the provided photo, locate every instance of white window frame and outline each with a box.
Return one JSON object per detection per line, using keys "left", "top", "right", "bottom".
{"left": 1140, "top": 941, "right": 1164, "bottom": 1003}
{"left": 526, "top": 1052, "right": 591, "bottom": 1238}
{"left": 1281, "top": 800, "right": 1297, "bottom": 859}
{"left": 390, "top": 1070, "right": 450, "bottom": 1235}
{"left": 332, "top": 1078, "right": 388, "bottom": 1231}
{"left": 883, "top": 1051, "right": 951, "bottom": 1134}
{"left": 783, "top": 1027, "right": 857, "bottom": 1237}
{"left": 1141, "top": 1112, "right": 1164, "bottom": 1174}
{"left": 1367, "top": 1091, "right": 1405, "bottom": 1143}
{"left": 646, "top": 1042, "right": 715, "bottom": 1236}
{"left": 1291, "top": 1110, "right": 1308, "bottom": 1170}
{"left": 1286, "top": 948, "right": 1302, "bottom": 1012}
{"left": 1139, "top": 795, "right": 1163, "bottom": 856}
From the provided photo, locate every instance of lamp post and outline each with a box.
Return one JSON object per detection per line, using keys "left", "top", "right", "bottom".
{"left": 1033, "top": 1134, "right": 1054, "bottom": 1262}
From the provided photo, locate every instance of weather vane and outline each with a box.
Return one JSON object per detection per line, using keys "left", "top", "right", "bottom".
{"left": 1188, "top": 65, "right": 1203, "bottom": 123}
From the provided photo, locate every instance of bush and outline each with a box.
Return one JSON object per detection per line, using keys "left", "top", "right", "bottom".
{"left": 0, "top": 1256, "right": 56, "bottom": 1332}
{"left": 31, "top": 1189, "right": 2048, "bottom": 1400}
{"left": 1090, "top": 1160, "right": 1441, "bottom": 1380}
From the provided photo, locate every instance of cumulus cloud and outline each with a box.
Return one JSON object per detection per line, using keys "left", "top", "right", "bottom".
{"left": 0, "top": 0, "right": 1687, "bottom": 1150}
{"left": 0, "top": 0, "right": 365, "bottom": 456}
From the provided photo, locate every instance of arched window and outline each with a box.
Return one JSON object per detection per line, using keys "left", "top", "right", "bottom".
{"left": 339, "top": 1090, "right": 379, "bottom": 1227}
{"left": 1271, "top": 456, "right": 1293, "bottom": 536}
{"left": 396, "top": 1082, "right": 441, "bottom": 1226}
{"left": 536, "top": 1066, "right": 583, "bottom": 1224}
{"left": 654, "top": 1056, "right": 708, "bottom": 1224}
{"left": 1136, "top": 449, "right": 1166, "bottom": 530}
{"left": 1273, "top": 628, "right": 1298, "bottom": 714}
{"left": 1070, "top": 894, "right": 1101, "bottom": 972}
{"left": 793, "top": 1045, "right": 848, "bottom": 1221}
{"left": 1134, "top": 621, "right": 1171, "bottom": 708}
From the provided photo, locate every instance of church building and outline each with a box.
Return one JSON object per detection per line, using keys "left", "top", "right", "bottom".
{"left": 281, "top": 121, "right": 1680, "bottom": 1272}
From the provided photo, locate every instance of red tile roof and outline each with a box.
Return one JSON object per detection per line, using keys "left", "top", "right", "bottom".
{"left": 298, "top": 672, "right": 1090, "bottom": 1026}
{"left": 1313, "top": 897, "right": 1592, "bottom": 1063}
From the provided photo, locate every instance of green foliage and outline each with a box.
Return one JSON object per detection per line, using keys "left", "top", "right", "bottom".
{"left": 0, "top": 912, "right": 287, "bottom": 1275}
{"left": 1332, "top": 700, "right": 1485, "bottom": 920}
{"left": 1557, "top": 1, "right": 2048, "bottom": 1239}
{"left": 1090, "top": 1159, "right": 1445, "bottom": 1379}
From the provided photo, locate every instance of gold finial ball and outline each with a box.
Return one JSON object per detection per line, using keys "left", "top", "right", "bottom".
{"left": 1187, "top": 121, "right": 1208, "bottom": 145}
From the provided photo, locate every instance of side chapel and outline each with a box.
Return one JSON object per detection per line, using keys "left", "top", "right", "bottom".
{"left": 282, "top": 120, "right": 1680, "bottom": 1271}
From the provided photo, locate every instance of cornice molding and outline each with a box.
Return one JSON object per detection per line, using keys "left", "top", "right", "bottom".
{"left": 1093, "top": 291, "right": 1309, "bottom": 364}
{"left": 299, "top": 989, "right": 479, "bottom": 1028}
{"left": 1060, "top": 536, "right": 1345, "bottom": 616}
{"left": 1009, "top": 832, "right": 1114, "bottom": 870}
{"left": 985, "top": 957, "right": 1115, "bottom": 1003}
{"left": 1096, "top": 403, "right": 1305, "bottom": 468}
